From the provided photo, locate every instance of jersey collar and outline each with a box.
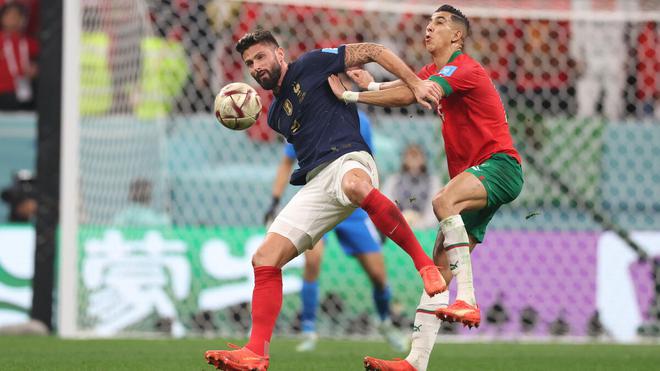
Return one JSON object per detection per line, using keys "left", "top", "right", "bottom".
{"left": 447, "top": 50, "right": 462, "bottom": 63}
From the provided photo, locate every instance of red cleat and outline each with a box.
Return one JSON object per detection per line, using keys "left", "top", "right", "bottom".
{"left": 435, "top": 300, "right": 481, "bottom": 328}
{"left": 418, "top": 265, "right": 447, "bottom": 297}
{"left": 364, "top": 356, "right": 417, "bottom": 371}
{"left": 204, "top": 344, "right": 269, "bottom": 371}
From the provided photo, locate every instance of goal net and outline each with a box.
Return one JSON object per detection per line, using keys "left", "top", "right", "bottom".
{"left": 58, "top": 0, "right": 660, "bottom": 342}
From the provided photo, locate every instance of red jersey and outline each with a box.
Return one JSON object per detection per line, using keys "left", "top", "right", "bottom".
{"left": 418, "top": 51, "right": 521, "bottom": 178}
{"left": 0, "top": 31, "right": 39, "bottom": 93}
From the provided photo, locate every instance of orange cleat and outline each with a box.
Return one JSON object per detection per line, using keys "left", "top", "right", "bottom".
{"left": 205, "top": 344, "right": 269, "bottom": 371}
{"left": 364, "top": 356, "right": 417, "bottom": 371}
{"left": 418, "top": 265, "right": 447, "bottom": 297}
{"left": 435, "top": 300, "right": 481, "bottom": 328}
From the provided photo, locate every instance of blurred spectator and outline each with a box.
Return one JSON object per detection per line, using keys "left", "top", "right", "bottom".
{"left": 106, "top": 0, "right": 143, "bottom": 114}
{"left": 80, "top": 7, "right": 111, "bottom": 116}
{"left": 134, "top": 25, "right": 188, "bottom": 119}
{"left": 151, "top": 0, "right": 215, "bottom": 113}
{"left": 0, "top": 2, "right": 38, "bottom": 111}
{"left": 514, "top": 19, "right": 573, "bottom": 117}
{"left": 381, "top": 144, "right": 440, "bottom": 229}
{"left": 112, "top": 178, "right": 171, "bottom": 227}
{"left": 636, "top": 21, "right": 659, "bottom": 119}
{"left": 570, "top": 0, "right": 626, "bottom": 121}
{"left": 1, "top": 169, "right": 36, "bottom": 223}
{"left": 0, "top": 0, "right": 38, "bottom": 38}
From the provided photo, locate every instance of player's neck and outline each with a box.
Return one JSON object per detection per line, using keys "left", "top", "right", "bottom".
{"left": 273, "top": 63, "right": 289, "bottom": 96}
{"left": 432, "top": 47, "right": 461, "bottom": 68}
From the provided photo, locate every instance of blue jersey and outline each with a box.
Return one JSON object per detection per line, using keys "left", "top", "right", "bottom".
{"left": 284, "top": 110, "right": 374, "bottom": 159}
{"left": 267, "top": 45, "right": 371, "bottom": 186}
{"left": 284, "top": 110, "right": 373, "bottom": 223}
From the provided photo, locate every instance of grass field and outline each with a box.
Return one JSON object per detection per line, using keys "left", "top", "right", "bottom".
{"left": 1, "top": 336, "right": 659, "bottom": 370}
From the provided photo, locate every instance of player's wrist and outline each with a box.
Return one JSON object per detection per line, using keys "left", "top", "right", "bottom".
{"left": 341, "top": 91, "right": 359, "bottom": 104}
{"left": 367, "top": 82, "right": 381, "bottom": 91}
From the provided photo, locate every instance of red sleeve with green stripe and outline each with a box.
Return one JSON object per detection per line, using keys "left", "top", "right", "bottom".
{"left": 428, "top": 62, "right": 479, "bottom": 96}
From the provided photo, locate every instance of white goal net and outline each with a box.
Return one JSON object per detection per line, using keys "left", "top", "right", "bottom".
{"left": 58, "top": 0, "right": 660, "bottom": 342}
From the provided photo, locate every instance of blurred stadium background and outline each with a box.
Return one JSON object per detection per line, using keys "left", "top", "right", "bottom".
{"left": 1, "top": 0, "right": 659, "bottom": 358}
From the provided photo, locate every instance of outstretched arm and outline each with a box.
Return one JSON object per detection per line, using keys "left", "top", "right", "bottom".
{"left": 347, "top": 69, "right": 404, "bottom": 91}
{"left": 344, "top": 43, "right": 441, "bottom": 109}
{"left": 328, "top": 74, "right": 445, "bottom": 108}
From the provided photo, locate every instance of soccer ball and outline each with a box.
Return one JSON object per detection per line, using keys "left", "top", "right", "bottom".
{"left": 214, "top": 82, "right": 262, "bottom": 130}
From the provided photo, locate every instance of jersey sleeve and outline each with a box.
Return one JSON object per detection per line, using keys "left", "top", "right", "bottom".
{"left": 428, "top": 62, "right": 479, "bottom": 96}
{"left": 296, "top": 45, "right": 346, "bottom": 76}
{"left": 416, "top": 63, "right": 435, "bottom": 80}
{"left": 283, "top": 143, "right": 296, "bottom": 159}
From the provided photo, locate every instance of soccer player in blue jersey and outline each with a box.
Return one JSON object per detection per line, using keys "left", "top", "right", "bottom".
{"left": 204, "top": 29, "right": 446, "bottom": 371}
{"left": 265, "top": 101, "right": 408, "bottom": 353}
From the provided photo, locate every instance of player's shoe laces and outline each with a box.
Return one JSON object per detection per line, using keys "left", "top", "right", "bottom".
{"left": 295, "top": 331, "right": 318, "bottom": 352}
{"left": 435, "top": 299, "right": 481, "bottom": 328}
{"left": 418, "top": 265, "right": 446, "bottom": 296}
{"left": 204, "top": 343, "right": 269, "bottom": 371}
{"left": 364, "top": 356, "right": 417, "bottom": 371}
{"left": 378, "top": 319, "right": 410, "bottom": 353}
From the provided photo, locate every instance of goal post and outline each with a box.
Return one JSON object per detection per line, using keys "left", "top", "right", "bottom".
{"left": 57, "top": 0, "right": 82, "bottom": 337}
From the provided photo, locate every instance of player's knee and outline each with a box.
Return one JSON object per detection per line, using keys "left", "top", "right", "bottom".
{"left": 432, "top": 189, "right": 453, "bottom": 216}
{"left": 251, "top": 247, "right": 275, "bottom": 267}
{"left": 341, "top": 175, "right": 372, "bottom": 205}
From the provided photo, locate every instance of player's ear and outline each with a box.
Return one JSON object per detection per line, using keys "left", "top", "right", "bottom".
{"left": 451, "top": 29, "right": 463, "bottom": 44}
{"left": 275, "top": 47, "right": 285, "bottom": 63}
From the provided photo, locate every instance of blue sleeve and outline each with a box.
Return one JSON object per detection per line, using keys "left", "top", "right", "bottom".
{"left": 296, "top": 45, "right": 346, "bottom": 76}
{"left": 358, "top": 110, "right": 374, "bottom": 153}
{"left": 283, "top": 143, "right": 296, "bottom": 159}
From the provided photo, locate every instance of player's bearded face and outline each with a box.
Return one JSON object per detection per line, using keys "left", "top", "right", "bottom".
{"left": 253, "top": 58, "right": 282, "bottom": 90}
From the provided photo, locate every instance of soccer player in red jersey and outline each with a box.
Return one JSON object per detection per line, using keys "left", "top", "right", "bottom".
{"left": 328, "top": 5, "right": 524, "bottom": 371}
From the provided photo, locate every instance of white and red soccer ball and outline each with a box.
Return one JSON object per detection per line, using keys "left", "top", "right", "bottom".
{"left": 214, "top": 82, "right": 262, "bottom": 130}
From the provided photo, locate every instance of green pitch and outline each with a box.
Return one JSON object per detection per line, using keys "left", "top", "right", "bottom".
{"left": 1, "top": 336, "right": 658, "bottom": 370}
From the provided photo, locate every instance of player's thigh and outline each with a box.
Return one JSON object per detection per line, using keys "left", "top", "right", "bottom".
{"left": 434, "top": 171, "right": 488, "bottom": 216}
{"left": 303, "top": 240, "right": 325, "bottom": 280}
{"left": 269, "top": 173, "right": 353, "bottom": 254}
{"left": 304, "top": 239, "right": 325, "bottom": 267}
{"left": 466, "top": 153, "right": 524, "bottom": 208}
{"left": 334, "top": 213, "right": 381, "bottom": 256}
{"left": 354, "top": 252, "right": 387, "bottom": 287}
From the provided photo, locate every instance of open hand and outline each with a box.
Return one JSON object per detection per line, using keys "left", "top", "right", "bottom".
{"left": 327, "top": 74, "right": 348, "bottom": 99}
{"left": 346, "top": 69, "right": 374, "bottom": 90}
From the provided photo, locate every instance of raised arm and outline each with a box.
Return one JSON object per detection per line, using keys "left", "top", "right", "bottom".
{"left": 344, "top": 43, "right": 441, "bottom": 108}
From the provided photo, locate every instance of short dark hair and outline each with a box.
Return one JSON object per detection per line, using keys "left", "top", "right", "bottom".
{"left": 236, "top": 28, "right": 280, "bottom": 55}
{"left": 435, "top": 4, "right": 470, "bottom": 38}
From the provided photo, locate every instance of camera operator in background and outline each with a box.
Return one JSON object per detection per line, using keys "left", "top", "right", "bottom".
{"left": 1, "top": 169, "right": 37, "bottom": 223}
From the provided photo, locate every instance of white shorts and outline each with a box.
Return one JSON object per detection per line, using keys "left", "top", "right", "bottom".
{"left": 269, "top": 151, "right": 379, "bottom": 253}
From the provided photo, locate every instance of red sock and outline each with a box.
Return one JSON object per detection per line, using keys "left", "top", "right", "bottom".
{"left": 245, "top": 266, "right": 282, "bottom": 356}
{"left": 360, "top": 189, "right": 433, "bottom": 271}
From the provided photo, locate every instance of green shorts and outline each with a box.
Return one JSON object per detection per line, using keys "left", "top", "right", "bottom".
{"left": 461, "top": 153, "right": 524, "bottom": 243}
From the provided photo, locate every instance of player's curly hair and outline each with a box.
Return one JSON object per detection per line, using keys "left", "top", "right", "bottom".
{"left": 236, "top": 28, "right": 280, "bottom": 54}
{"left": 436, "top": 4, "right": 471, "bottom": 38}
